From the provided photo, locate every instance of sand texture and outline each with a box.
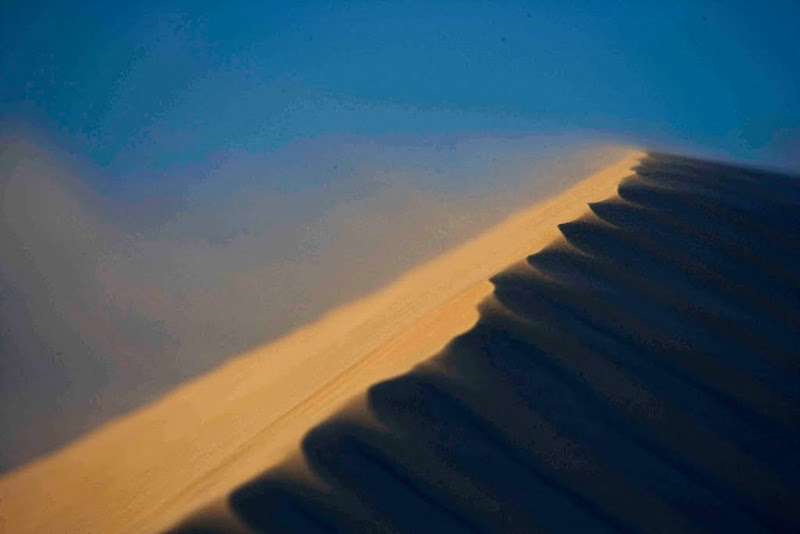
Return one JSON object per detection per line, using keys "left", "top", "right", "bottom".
{"left": 171, "top": 153, "right": 800, "bottom": 533}
{"left": 0, "top": 152, "right": 645, "bottom": 533}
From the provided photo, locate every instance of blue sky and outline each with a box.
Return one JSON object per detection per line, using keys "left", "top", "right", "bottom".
{"left": 3, "top": 0, "right": 799, "bottom": 191}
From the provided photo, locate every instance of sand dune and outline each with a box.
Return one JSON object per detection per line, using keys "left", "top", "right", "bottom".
{"left": 170, "top": 153, "right": 800, "bottom": 533}
{"left": 0, "top": 152, "right": 644, "bottom": 533}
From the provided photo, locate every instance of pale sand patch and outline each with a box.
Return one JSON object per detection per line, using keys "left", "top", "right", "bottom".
{"left": 0, "top": 150, "right": 644, "bottom": 534}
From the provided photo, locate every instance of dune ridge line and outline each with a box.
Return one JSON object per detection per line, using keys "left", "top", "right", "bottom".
{"left": 0, "top": 150, "right": 644, "bottom": 534}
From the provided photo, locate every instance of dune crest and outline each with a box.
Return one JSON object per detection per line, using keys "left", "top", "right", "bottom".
{"left": 0, "top": 151, "right": 644, "bottom": 534}
{"left": 174, "top": 152, "right": 800, "bottom": 533}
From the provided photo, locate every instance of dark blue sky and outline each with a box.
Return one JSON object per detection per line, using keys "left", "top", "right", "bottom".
{"left": 2, "top": 0, "right": 799, "bottom": 193}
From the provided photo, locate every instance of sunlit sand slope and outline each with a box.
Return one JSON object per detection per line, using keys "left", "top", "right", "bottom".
{"left": 0, "top": 152, "right": 643, "bottom": 534}
{"left": 173, "top": 154, "right": 800, "bottom": 533}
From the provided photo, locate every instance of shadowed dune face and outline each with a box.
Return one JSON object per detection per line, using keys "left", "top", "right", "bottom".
{"left": 173, "top": 154, "right": 800, "bottom": 533}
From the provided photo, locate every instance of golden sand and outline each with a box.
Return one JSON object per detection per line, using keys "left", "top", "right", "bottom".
{"left": 0, "top": 150, "right": 644, "bottom": 534}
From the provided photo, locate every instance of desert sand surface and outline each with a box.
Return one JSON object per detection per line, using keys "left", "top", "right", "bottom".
{"left": 0, "top": 152, "right": 645, "bottom": 533}
{"left": 172, "top": 153, "right": 800, "bottom": 533}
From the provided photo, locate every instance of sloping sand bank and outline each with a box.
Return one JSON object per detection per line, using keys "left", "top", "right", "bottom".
{"left": 0, "top": 152, "right": 644, "bottom": 533}
{"left": 173, "top": 153, "right": 800, "bottom": 533}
